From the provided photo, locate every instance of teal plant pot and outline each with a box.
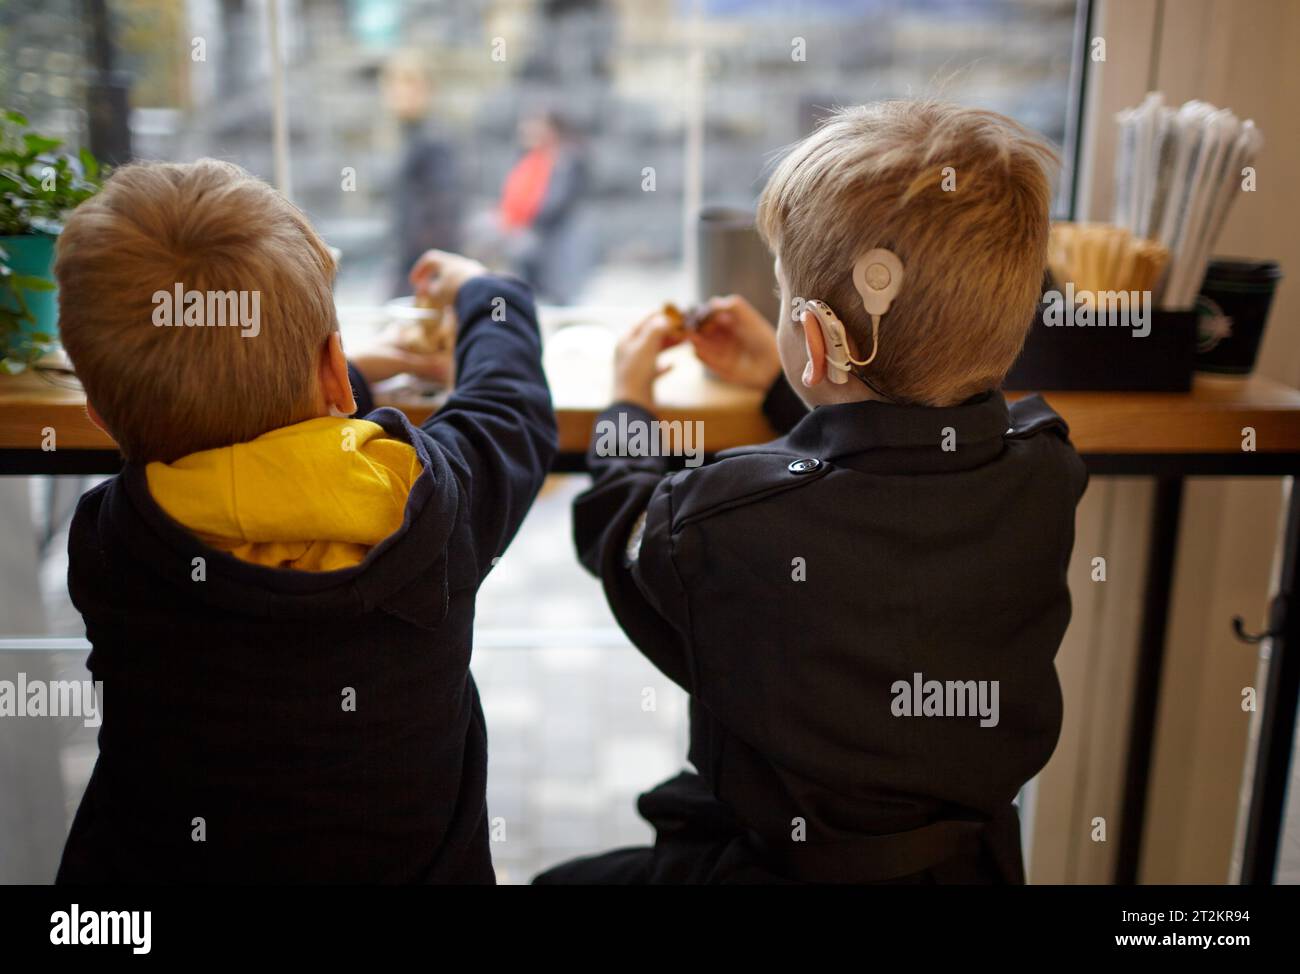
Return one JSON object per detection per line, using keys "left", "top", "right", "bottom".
{"left": 1, "top": 231, "right": 59, "bottom": 357}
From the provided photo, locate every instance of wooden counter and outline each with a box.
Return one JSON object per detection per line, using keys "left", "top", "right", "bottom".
{"left": 5, "top": 343, "right": 1300, "bottom": 458}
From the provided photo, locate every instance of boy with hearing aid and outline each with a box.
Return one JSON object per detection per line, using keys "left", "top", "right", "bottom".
{"left": 52, "top": 159, "right": 555, "bottom": 882}
{"left": 537, "top": 100, "right": 1088, "bottom": 884}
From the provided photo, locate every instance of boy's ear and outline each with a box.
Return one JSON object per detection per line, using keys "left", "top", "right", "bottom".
{"left": 800, "top": 309, "right": 828, "bottom": 387}
{"left": 85, "top": 400, "right": 109, "bottom": 435}
{"left": 320, "top": 333, "right": 358, "bottom": 417}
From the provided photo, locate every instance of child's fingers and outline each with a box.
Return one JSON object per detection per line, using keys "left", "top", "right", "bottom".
{"left": 692, "top": 349, "right": 722, "bottom": 374}
{"left": 408, "top": 249, "right": 452, "bottom": 291}
{"left": 639, "top": 315, "right": 678, "bottom": 349}
{"left": 700, "top": 312, "right": 732, "bottom": 336}
{"left": 617, "top": 317, "right": 669, "bottom": 362}
{"left": 689, "top": 336, "right": 730, "bottom": 373}
{"left": 689, "top": 323, "right": 736, "bottom": 357}
{"left": 704, "top": 294, "right": 754, "bottom": 319}
{"left": 408, "top": 256, "right": 436, "bottom": 289}
{"left": 624, "top": 310, "right": 664, "bottom": 343}
{"left": 689, "top": 329, "right": 720, "bottom": 352}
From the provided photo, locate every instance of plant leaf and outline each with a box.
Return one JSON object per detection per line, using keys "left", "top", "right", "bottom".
{"left": 23, "top": 134, "right": 62, "bottom": 156}
{"left": 9, "top": 274, "right": 57, "bottom": 291}
{"left": 79, "top": 147, "right": 99, "bottom": 180}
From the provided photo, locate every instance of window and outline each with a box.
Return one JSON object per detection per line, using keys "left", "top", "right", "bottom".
{"left": 3, "top": 0, "right": 1088, "bottom": 308}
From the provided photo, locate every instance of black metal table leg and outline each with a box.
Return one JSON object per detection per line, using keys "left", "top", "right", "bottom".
{"left": 1240, "top": 479, "right": 1300, "bottom": 884}
{"left": 1115, "top": 475, "right": 1185, "bottom": 884}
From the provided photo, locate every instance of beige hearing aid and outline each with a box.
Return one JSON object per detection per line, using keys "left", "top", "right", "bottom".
{"left": 791, "top": 297, "right": 855, "bottom": 385}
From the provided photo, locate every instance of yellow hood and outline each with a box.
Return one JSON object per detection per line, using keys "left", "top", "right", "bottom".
{"left": 146, "top": 417, "right": 420, "bottom": 572}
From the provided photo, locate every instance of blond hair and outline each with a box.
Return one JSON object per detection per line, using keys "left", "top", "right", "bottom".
{"left": 55, "top": 159, "right": 338, "bottom": 462}
{"left": 758, "top": 101, "right": 1059, "bottom": 405}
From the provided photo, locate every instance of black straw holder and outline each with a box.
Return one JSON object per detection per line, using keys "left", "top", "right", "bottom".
{"left": 1004, "top": 300, "right": 1196, "bottom": 393}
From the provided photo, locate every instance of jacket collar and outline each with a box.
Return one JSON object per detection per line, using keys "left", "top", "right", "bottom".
{"left": 726, "top": 391, "right": 1012, "bottom": 474}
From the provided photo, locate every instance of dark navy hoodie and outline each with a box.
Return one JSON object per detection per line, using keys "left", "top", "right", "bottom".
{"left": 56, "top": 275, "right": 556, "bottom": 883}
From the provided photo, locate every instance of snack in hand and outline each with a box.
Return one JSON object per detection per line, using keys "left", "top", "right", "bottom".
{"left": 662, "top": 302, "right": 714, "bottom": 338}
{"left": 394, "top": 296, "right": 456, "bottom": 356}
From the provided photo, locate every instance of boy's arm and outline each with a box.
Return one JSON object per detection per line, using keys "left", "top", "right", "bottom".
{"left": 422, "top": 274, "right": 558, "bottom": 573}
{"left": 574, "top": 402, "right": 694, "bottom": 690}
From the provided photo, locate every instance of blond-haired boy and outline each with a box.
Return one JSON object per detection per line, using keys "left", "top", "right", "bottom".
{"left": 54, "top": 159, "right": 556, "bottom": 882}
{"left": 538, "top": 101, "right": 1086, "bottom": 884}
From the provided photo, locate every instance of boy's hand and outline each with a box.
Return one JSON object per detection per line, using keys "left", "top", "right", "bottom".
{"left": 690, "top": 295, "right": 782, "bottom": 392}
{"left": 408, "top": 249, "right": 489, "bottom": 307}
{"left": 613, "top": 310, "right": 683, "bottom": 412}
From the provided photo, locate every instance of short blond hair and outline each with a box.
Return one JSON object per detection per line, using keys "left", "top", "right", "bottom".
{"left": 758, "top": 101, "right": 1058, "bottom": 405}
{"left": 55, "top": 159, "right": 338, "bottom": 462}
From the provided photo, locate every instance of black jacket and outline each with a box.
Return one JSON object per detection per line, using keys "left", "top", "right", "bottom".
{"left": 573, "top": 379, "right": 1087, "bottom": 883}
{"left": 57, "top": 275, "right": 556, "bottom": 884}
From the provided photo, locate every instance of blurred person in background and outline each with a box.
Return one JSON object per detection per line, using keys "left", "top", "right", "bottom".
{"left": 383, "top": 50, "right": 463, "bottom": 298}
{"left": 475, "top": 110, "right": 593, "bottom": 303}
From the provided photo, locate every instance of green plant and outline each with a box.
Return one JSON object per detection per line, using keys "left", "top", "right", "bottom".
{"left": 0, "top": 109, "right": 103, "bottom": 371}
{"left": 0, "top": 109, "right": 101, "bottom": 235}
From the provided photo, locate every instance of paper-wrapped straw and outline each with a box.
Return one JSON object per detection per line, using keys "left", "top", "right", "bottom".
{"left": 1113, "top": 95, "right": 1262, "bottom": 310}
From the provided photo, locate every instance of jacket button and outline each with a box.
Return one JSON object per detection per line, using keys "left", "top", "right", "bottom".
{"left": 788, "top": 458, "right": 822, "bottom": 474}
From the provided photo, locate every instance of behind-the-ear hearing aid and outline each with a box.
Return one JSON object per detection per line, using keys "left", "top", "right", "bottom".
{"left": 791, "top": 297, "right": 854, "bottom": 385}
{"left": 792, "top": 248, "right": 905, "bottom": 385}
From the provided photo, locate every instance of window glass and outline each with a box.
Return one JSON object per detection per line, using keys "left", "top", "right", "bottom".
{"left": 3, "top": 0, "right": 1085, "bottom": 309}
